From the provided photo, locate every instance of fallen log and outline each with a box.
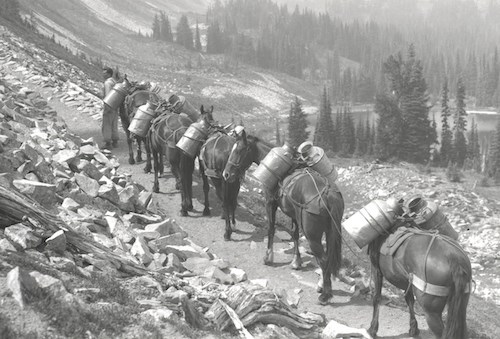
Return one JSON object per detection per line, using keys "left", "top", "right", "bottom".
{"left": 207, "top": 283, "right": 323, "bottom": 338}
{"left": 0, "top": 185, "right": 147, "bottom": 276}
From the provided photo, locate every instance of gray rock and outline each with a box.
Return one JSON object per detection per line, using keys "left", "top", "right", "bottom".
{"left": 13, "top": 179, "right": 58, "bottom": 208}
{"left": 61, "top": 197, "right": 80, "bottom": 211}
{"left": 130, "top": 237, "right": 153, "bottom": 265}
{"left": 0, "top": 238, "right": 17, "bottom": 252}
{"left": 7, "top": 266, "right": 40, "bottom": 308}
{"left": 45, "top": 230, "right": 67, "bottom": 253}
{"left": 98, "top": 183, "right": 119, "bottom": 205}
{"left": 5, "top": 223, "right": 42, "bottom": 250}
{"left": 74, "top": 172, "right": 99, "bottom": 197}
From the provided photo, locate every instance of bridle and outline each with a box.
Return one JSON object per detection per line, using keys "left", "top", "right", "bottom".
{"left": 226, "top": 141, "right": 253, "bottom": 178}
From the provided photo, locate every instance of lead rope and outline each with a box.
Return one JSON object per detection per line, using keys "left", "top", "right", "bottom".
{"left": 305, "top": 169, "right": 367, "bottom": 263}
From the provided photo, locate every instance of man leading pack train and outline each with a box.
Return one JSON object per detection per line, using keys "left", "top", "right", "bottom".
{"left": 101, "top": 66, "right": 119, "bottom": 149}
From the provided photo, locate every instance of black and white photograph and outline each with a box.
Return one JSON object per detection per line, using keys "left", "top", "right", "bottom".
{"left": 1, "top": 1, "right": 499, "bottom": 338}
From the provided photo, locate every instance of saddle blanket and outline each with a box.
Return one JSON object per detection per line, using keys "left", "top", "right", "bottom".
{"left": 380, "top": 227, "right": 415, "bottom": 256}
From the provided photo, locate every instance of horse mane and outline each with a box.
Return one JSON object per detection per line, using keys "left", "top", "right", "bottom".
{"left": 246, "top": 134, "right": 275, "bottom": 162}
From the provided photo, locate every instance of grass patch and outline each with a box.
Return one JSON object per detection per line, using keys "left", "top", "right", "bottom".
{"left": 87, "top": 273, "right": 136, "bottom": 305}
{"left": 31, "top": 287, "right": 140, "bottom": 339}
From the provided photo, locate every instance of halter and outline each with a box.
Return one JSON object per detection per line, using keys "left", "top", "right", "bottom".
{"left": 226, "top": 142, "right": 253, "bottom": 178}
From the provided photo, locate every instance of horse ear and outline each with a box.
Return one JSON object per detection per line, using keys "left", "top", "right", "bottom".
{"left": 200, "top": 105, "right": 204, "bottom": 113}
{"left": 241, "top": 129, "right": 248, "bottom": 145}
{"left": 210, "top": 105, "right": 214, "bottom": 113}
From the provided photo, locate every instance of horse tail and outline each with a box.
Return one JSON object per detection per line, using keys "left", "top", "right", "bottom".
{"left": 443, "top": 259, "right": 470, "bottom": 339}
{"left": 326, "top": 215, "right": 342, "bottom": 278}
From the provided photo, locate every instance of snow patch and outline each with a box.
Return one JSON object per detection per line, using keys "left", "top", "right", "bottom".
{"left": 79, "top": 0, "right": 152, "bottom": 35}
{"left": 201, "top": 71, "right": 301, "bottom": 113}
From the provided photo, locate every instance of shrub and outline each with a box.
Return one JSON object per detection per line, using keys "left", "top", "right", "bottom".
{"left": 478, "top": 175, "right": 490, "bottom": 187}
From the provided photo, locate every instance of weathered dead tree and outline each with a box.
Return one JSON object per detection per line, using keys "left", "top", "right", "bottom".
{"left": 208, "top": 283, "right": 323, "bottom": 338}
{"left": 0, "top": 185, "right": 147, "bottom": 276}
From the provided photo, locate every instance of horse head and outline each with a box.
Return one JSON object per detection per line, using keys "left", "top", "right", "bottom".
{"left": 200, "top": 105, "right": 214, "bottom": 123}
{"left": 223, "top": 128, "right": 256, "bottom": 183}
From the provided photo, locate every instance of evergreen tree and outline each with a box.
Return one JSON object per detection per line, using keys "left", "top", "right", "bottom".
{"left": 206, "top": 21, "right": 224, "bottom": 54}
{"left": 195, "top": 21, "right": 202, "bottom": 51}
{"left": 152, "top": 14, "right": 161, "bottom": 40}
{"left": 374, "top": 94, "right": 402, "bottom": 160}
{"left": 467, "top": 117, "right": 481, "bottom": 171}
{"left": 440, "top": 78, "right": 453, "bottom": 166}
{"left": 453, "top": 77, "right": 468, "bottom": 167}
{"left": 339, "top": 105, "right": 355, "bottom": 156}
{"left": 288, "top": 96, "right": 309, "bottom": 147}
{"left": 159, "top": 12, "right": 173, "bottom": 42}
{"left": 313, "top": 86, "right": 334, "bottom": 151}
{"left": 176, "top": 15, "right": 194, "bottom": 50}
{"left": 399, "top": 46, "right": 435, "bottom": 163}
{"left": 365, "top": 119, "right": 374, "bottom": 155}
{"left": 332, "top": 106, "right": 342, "bottom": 153}
{"left": 488, "top": 117, "right": 500, "bottom": 181}
{"left": 354, "top": 118, "right": 366, "bottom": 156}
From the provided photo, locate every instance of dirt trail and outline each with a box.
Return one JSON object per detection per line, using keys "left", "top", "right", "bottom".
{"left": 44, "top": 102, "right": 436, "bottom": 339}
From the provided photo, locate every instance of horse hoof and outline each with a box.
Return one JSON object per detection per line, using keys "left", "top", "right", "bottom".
{"left": 318, "top": 292, "right": 332, "bottom": 305}
{"left": 180, "top": 210, "right": 188, "bottom": 217}
{"left": 129, "top": 158, "right": 135, "bottom": 165}
{"left": 290, "top": 261, "right": 301, "bottom": 270}
{"left": 187, "top": 205, "right": 194, "bottom": 211}
{"left": 175, "top": 184, "right": 181, "bottom": 190}
{"left": 137, "top": 157, "right": 143, "bottom": 163}
{"left": 203, "top": 209, "right": 211, "bottom": 216}
{"left": 224, "top": 233, "right": 231, "bottom": 241}
{"left": 409, "top": 327, "right": 419, "bottom": 337}
{"left": 317, "top": 286, "right": 323, "bottom": 293}
{"left": 143, "top": 166, "right": 151, "bottom": 173}
{"left": 368, "top": 328, "right": 378, "bottom": 338}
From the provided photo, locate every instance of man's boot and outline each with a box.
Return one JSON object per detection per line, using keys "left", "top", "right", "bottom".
{"left": 101, "top": 141, "right": 112, "bottom": 150}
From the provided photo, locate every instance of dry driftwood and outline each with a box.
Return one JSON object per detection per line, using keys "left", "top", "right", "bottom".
{"left": 0, "top": 185, "right": 147, "bottom": 276}
{"left": 208, "top": 283, "right": 322, "bottom": 338}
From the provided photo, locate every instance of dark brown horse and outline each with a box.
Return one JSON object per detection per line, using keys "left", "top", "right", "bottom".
{"left": 223, "top": 133, "right": 344, "bottom": 304}
{"left": 367, "top": 213, "right": 472, "bottom": 338}
{"left": 118, "top": 81, "right": 161, "bottom": 165}
{"left": 198, "top": 130, "right": 240, "bottom": 240}
{"left": 146, "top": 104, "right": 214, "bottom": 216}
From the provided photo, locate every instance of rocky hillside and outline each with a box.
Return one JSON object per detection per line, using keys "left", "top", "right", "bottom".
{"left": 16, "top": 0, "right": 322, "bottom": 142}
{"left": 0, "top": 24, "right": 381, "bottom": 339}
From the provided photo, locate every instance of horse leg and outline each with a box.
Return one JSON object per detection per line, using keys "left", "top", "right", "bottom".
{"left": 422, "top": 311, "right": 443, "bottom": 338}
{"left": 144, "top": 133, "right": 152, "bottom": 173}
{"left": 168, "top": 148, "right": 181, "bottom": 190}
{"left": 230, "top": 181, "right": 240, "bottom": 229}
{"left": 404, "top": 289, "right": 420, "bottom": 337}
{"left": 212, "top": 178, "right": 225, "bottom": 219}
{"left": 264, "top": 198, "right": 278, "bottom": 265}
{"left": 199, "top": 160, "right": 211, "bottom": 216}
{"left": 179, "top": 154, "right": 194, "bottom": 216}
{"left": 290, "top": 220, "right": 302, "bottom": 270}
{"left": 136, "top": 137, "right": 143, "bottom": 163}
{"left": 152, "top": 148, "right": 160, "bottom": 193}
{"left": 222, "top": 180, "right": 233, "bottom": 241}
{"left": 368, "top": 263, "right": 383, "bottom": 338}
{"left": 307, "top": 236, "right": 332, "bottom": 304}
{"left": 126, "top": 131, "right": 135, "bottom": 165}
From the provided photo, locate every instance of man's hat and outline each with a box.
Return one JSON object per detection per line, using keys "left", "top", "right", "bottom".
{"left": 102, "top": 66, "right": 113, "bottom": 74}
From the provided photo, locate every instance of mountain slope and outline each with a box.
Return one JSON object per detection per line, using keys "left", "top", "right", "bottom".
{"left": 17, "top": 0, "right": 322, "bottom": 140}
